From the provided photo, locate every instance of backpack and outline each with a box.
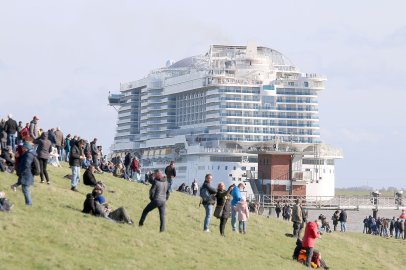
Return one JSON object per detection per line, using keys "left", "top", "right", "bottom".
{"left": 200, "top": 186, "right": 213, "bottom": 204}
{"left": 31, "top": 154, "right": 40, "bottom": 176}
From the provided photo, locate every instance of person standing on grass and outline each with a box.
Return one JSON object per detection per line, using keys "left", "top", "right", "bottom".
{"left": 4, "top": 114, "right": 18, "bottom": 152}
{"left": 139, "top": 169, "right": 169, "bottom": 232}
{"left": 69, "top": 139, "right": 86, "bottom": 192}
{"left": 29, "top": 116, "right": 40, "bottom": 140}
{"left": 165, "top": 160, "right": 176, "bottom": 192}
{"left": 237, "top": 195, "right": 249, "bottom": 234}
{"left": 339, "top": 209, "right": 347, "bottom": 232}
{"left": 64, "top": 134, "right": 71, "bottom": 162}
{"left": 200, "top": 173, "right": 217, "bottom": 232}
{"left": 302, "top": 220, "right": 321, "bottom": 268}
{"left": 332, "top": 210, "right": 340, "bottom": 232}
{"left": 17, "top": 142, "right": 36, "bottom": 206}
{"left": 275, "top": 202, "right": 281, "bottom": 218}
{"left": 292, "top": 199, "right": 303, "bottom": 238}
{"left": 34, "top": 132, "right": 52, "bottom": 184}
{"left": 54, "top": 127, "right": 64, "bottom": 161}
{"left": 191, "top": 179, "right": 199, "bottom": 196}
{"left": 231, "top": 183, "right": 245, "bottom": 232}
{"left": 215, "top": 182, "right": 234, "bottom": 236}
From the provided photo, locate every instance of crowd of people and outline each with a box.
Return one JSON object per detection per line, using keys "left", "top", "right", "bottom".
{"left": 2, "top": 113, "right": 405, "bottom": 269}
{"left": 362, "top": 209, "right": 406, "bottom": 239}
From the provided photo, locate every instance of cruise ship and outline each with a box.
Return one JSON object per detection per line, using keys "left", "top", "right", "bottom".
{"left": 108, "top": 42, "right": 342, "bottom": 197}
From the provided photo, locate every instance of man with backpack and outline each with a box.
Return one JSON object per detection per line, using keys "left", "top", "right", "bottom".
{"left": 200, "top": 174, "right": 217, "bottom": 232}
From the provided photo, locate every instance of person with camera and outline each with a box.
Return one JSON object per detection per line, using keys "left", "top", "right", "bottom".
{"left": 214, "top": 182, "right": 234, "bottom": 236}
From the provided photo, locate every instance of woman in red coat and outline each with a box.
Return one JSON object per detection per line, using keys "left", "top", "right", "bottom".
{"left": 302, "top": 220, "right": 321, "bottom": 267}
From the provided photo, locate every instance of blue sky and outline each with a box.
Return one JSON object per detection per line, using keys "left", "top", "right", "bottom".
{"left": 1, "top": 0, "right": 405, "bottom": 188}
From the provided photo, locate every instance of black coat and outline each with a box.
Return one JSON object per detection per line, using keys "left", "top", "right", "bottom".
{"left": 69, "top": 143, "right": 82, "bottom": 167}
{"left": 216, "top": 187, "right": 232, "bottom": 219}
{"left": 339, "top": 211, "right": 347, "bottom": 222}
{"left": 83, "top": 169, "right": 97, "bottom": 186}
{"left": 201, "top": 182, "right": 217, "bottom": 205}
{"left": 164, "top": 165, "right": 176, "bottom": 179}
{"left": 4, "top": 119, "right": 18, "bottom": 135}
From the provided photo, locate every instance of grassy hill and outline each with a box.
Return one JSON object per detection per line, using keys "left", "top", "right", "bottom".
{"left": 1, "top": 165, "right": 405, "bottom": 270}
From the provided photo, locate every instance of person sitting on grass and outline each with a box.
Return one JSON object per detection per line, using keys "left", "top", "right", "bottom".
{"left": 0, "top": 191, "right": 13, "bottom": 212}
{"left": 83, "top": 165, "right": 98, "bottom": 187}
{"left": 82, "top": 188, "right": 133, "bottom": 224}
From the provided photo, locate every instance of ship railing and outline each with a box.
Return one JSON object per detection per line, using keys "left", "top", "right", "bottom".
{"left": 247, "top": 195, "right": 401, "bottom": 210}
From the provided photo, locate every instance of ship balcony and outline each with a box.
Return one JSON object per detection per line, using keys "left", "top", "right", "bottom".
{"left": 108, "top": 93, "right": 124, "bottom": 105}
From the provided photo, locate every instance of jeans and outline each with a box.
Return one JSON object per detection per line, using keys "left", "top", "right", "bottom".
{"left": 139, "top": 200, "right": 166, "bottom": 232}
{"left": 231, "top": 205, "right": 238, "bottom": 231}
{"left": 38, "top": 158, "right": 49, "bottom": 182}
{"left": 56, "top": 146, "right": 62, "bottom": 161}
{"left": 293, "top": 222, "right": 301, "bottom": 238}
{"left": 65, "top": 150, "right": 70, "bottom": 162}
{"left": 22, "top": 184, "right": 32, "bottom": 205}
{"left": 167, "top": 178, "right": 173, "bottom": 192}
{"left": 305, "top": 247, "right": 314, "bottom": 267}
{"left": 203, "top": 204, "right": 213, "bottom": 231}
{"left": 239, "top": 221, "right": 247, "bottom": 233}
{"left": 71, "top": 166, "right": 80, "bottom": 188}
{"left": 7, "top": 134, "right": 16, "bottom": 152}
{"left": 220, "top": 217, "right": 228, "bottom": 235}
{"left": 340, "top": 221, "right": 346, "bottom": 232}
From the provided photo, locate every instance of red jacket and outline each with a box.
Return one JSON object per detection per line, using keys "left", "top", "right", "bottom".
{"left": 302, "top": 221, "right": 320, "bottom": 248}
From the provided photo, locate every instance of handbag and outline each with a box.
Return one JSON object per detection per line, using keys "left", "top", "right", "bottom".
{"left": 213, "top": 204, "right": 225, "bottom": 219}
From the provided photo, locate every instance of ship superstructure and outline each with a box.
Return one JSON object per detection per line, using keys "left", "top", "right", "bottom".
{"left": 109, "top": 42, "right": 342, "bottom": 197}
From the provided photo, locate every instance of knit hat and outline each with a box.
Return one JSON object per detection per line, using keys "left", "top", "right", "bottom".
{"left": 23, "top": 141, "right": 33, "bottom": 150}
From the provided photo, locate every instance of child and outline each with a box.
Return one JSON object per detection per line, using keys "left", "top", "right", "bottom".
{"left": 236, "top": 195, "right": 249, "bottom": 234}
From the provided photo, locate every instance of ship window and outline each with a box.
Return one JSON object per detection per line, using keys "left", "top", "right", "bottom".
{"left": 304, "top": 82, "right": 309, "bottom": 87}
{"left": 218, "top": 166, "right": 220, "bottom": 170}
{"left": 232, "top": 177, "right": 236, "bottom": 181}
{"left": 233, "top": 166, "right": 236, "bottom": 170}
{"left": 241, "top": 166, "right": 246, "bottom": 170}
{"left": 250, "top": 167, "right": 256, "bottom": 171}
{"left": 225, "top": 166, "right": 228, "bottom": 170}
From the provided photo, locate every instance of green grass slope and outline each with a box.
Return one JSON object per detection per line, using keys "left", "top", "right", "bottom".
{"left": 1, "top": 165, "right": 405, "bottom": 270}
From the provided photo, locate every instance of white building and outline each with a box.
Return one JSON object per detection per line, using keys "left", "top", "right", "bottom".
{"left": 109, "top": 42, "right": 342, "bottom": 197}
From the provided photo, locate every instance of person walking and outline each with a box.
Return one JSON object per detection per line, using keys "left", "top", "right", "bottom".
{"left": 139, "top": 170, "right": 169, "bottom": 232}
{"left": 17, "top": 142, "right": 36, "bottom": 205}
{"left": 215, "top": 182, "right": 234, "bottom": 236}
{"left": 339, "top": 209, "right": 347, "bottom": 232}
{"left": 69, "top": 139, "right": 86, "bottom": 191}
{"left": 200, "top": 174, "right": 217, "bottom": 232}
{"left": 34, "top": 132, "right": 52, "bottom": 184}
{"left": 292, "top": 199, "right": 303, "bottom": 238}
{"left": 164, "top": 160, "right": 176, "bottom": 192}
{"left": 231, "top": 183, "right": 244, "bottom": 232}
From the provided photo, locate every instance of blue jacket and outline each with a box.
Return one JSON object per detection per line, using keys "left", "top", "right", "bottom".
{"left": 231, "top": 186, "right": 241, "bottom": 206}
{"left": 18, "top": 150, "right": 35, "bottom": 186}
